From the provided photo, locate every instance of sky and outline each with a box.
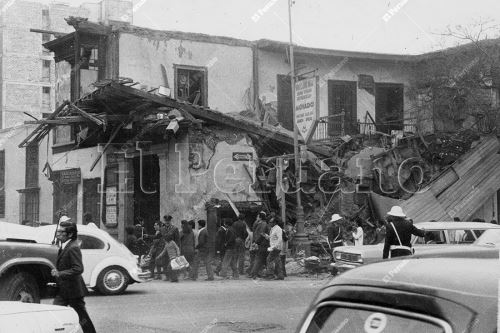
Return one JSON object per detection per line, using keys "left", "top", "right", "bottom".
{"left": 42, "top": 0, "right": 500, "bottom": 55}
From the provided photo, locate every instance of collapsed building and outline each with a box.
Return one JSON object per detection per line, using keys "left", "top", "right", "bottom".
{"left": 15, "top": 17, "right": 500, "bottom": 246}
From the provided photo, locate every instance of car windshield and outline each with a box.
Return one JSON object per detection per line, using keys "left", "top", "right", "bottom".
{"left": 474, "top": 229, "right": 500, "bottom": 246}
{"left": 305, "top": 305, "right": 446, "bottom": 333}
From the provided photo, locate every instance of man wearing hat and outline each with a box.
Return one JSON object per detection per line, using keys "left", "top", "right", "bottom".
{"left": 383, "top": 206, "right": 426, "bottom": 259}
{"left": 51, "top": 219, "right": 96, "bottom": 333}
{"left": 326, "top": 214, "right": 344, "bottom": 251}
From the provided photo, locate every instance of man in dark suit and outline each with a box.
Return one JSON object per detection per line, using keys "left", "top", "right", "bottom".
{"left": 383, "top": 206, "right": 426, "bottom": 259}
{"left": 51, "top": 221, "right": 96, "bottom": 333}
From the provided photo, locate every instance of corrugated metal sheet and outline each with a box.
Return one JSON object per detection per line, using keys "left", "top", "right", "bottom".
{"left": 378, "top": 136, "right": 500, "bottom": 222}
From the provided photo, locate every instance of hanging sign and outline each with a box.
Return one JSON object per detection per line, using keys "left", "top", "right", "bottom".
{"left": 294, "top": 76, "right": 318, "bottom": 142}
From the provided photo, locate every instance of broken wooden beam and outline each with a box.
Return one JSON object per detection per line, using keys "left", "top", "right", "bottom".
{"left": 89, "top": 123, "right": 125, "bottom": 172}
{"left": 70, "top": 104, "right": 104, "bottom": 126}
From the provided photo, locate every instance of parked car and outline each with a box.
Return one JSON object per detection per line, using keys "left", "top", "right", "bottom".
{"left": 0, "top": 239, "right": 58, "bottom": 302}
{"left": 32, "top": 223, "right": 150, "bottom": 295}
{"left": 332, "top": 222, "right": 500, "bottom": 273}
{"left": 411, "top": 227, "right": 500, "bottom": 259}
{"left": 297, "top": 258, "right": 499, "bottom": 333}
{"left": 0, "top": 221, "right": 149, "bottom": 296}
{"left": 0, "top": 301, "right": 81, "bottom": 333}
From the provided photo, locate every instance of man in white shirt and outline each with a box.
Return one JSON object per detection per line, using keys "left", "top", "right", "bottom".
{"left": 352, "top": 220, "right": 364, "bottom": 246}
{"left": 264, "top": 217, "right": 284, "bottom": 280}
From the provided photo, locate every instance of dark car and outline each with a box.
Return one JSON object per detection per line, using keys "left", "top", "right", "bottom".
{"left": 297, "top": 258, "right": 499, "bottom": 333}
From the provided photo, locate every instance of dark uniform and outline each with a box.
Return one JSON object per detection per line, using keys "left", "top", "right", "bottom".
{"left": 326, "top": 223, "right": 343, "bottom": 250}
{"left": 383, "top": 218, "right": 425, "bottom": 259}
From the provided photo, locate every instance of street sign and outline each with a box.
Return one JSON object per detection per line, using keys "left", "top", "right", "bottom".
{"left": 232, "top": 152, "right": 253, "bottom": 161}
{"left": 295, "top": 76, "right": 318, "bottom": 142}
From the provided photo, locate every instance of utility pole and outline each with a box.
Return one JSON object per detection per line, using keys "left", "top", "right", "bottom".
{"left": 288, "top": 0, "right": 309, "bottom": 254}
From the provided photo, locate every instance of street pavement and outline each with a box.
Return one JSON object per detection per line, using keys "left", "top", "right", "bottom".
{"left": 43, "top": 276, "right": 327, "bottom": 333}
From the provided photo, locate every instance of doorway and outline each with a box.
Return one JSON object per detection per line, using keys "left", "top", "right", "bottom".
{"left": 133, "top": 154, "right": 160, "bottom": 234}
{"left": 328, "top": 80, "right": 357, "bottom": 135}
{"left": 375, "top": 83, "right": 404, "bottom": 134}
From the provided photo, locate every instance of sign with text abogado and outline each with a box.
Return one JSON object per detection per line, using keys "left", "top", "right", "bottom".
{"left": 295, "top": 76, "right": 318, "bottom": 142}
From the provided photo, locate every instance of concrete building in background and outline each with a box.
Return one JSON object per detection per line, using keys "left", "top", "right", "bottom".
{"left": 0, "top": 0, "right": 131, "bottom": 225}
{"left": 0, "top": 1, "right": 90, "bottom": 129}
{"left": 0, "top": 0, "right": 132, "bottom": 129}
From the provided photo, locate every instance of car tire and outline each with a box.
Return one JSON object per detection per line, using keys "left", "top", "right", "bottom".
{"left": 96, "top": 266, "right": 129, "bottom": 295}
{"left": 0, "top": 272, "right": 40, "bottom": 303}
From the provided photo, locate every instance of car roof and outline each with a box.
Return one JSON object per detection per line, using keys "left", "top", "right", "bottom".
{"left": 0, "top": 302, "right": 74, "bottom": 315}
{"left": 414, "top": 222, "right": 500, "bottom": 229}
{"left": 329, "top": 258, "right": 500, "bottom": 300}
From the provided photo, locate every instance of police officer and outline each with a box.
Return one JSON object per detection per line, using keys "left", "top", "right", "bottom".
{"left": 383, "top": 206, "right": 426, "bottom": 259}
{"left": 326, "top": 214, "right": 344, "bottom": 251}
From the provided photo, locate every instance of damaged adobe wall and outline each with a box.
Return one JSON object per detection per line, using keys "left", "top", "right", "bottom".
{"left": 162, "top": 126, "right": 260, "bottom": 224}
{"left": 117, "top": 32, "right": 254, "bottom": 113}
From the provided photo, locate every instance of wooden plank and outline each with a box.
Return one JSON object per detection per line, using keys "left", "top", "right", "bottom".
{"left": 18, "top": 101, "right": 69, "bottom": 147}
{"left": 107, "top": 82, "right": 330, "bottom": 157}
{"left": 453, "top": 137, "right": 498, "bottom": 176}
{"left": 89, "top": 123, "right": 125, "bottom": 172}
{"left": 439, "top": 154, "right": 500, "bottom": 209}
{"left": 401, "top": 190, "right": 447, "bottom": 222}
{"left": 70, "top": 104, "right": 104, "bottom": 126}
{"left": 430, "top": 168, "right": 459, "bottom": 196}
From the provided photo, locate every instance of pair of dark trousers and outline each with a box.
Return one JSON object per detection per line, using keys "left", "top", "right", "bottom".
{"left": 266, "top": 249, "right": 284, "bottom": 279}
{"left": 183, "top": 252, "right": 195, "bottom": 278}
{"left": 220, "top": 249, "right": 239, "bottom": 278}
{"left": 192, "top": 251, "right": 214, "bottom": 280}
{"left": 165, "top": 263, "right": 179, "bottom": 282}
{"left": 247, "top": 250, "right": 256, "bottom": 274}
{"left": 279, "top": 254, "right": 287, "bottom": 277}
{"left": 235, "top": 242, "right": 246, "bottom": 274}
{"left": 250, "top": 249, "right": 268, "bottom": 277}
{"left": 53, "top": 295, "right": 96, "bottom": 333}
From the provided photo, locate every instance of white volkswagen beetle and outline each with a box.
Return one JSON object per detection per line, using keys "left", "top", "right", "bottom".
{"left": 0, "top": 301, "right": 81, "bottom": 333}
{"left": 32, "top": 223, "right": 149, "bottom": 295}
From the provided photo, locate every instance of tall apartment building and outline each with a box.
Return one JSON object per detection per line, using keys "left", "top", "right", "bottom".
{"left": 0, "top": 0, "right": 132, "bottom": 129}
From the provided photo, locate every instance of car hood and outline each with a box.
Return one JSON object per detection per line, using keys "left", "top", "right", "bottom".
{"left": 334, "top": 244, "right": 384, "bottom": 256}
{"left": 0, "top": 302, "right": 73, "bottom": 315}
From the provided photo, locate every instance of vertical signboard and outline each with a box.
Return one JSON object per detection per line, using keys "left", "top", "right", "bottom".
{"left": 295, "top": 76, "right": 318, "bottom": 142}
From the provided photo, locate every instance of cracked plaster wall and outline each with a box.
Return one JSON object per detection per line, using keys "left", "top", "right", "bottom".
{"left": 162, "top": 130, "right": 259, "bottom": 224}
{"left": 118, "top": 33, "right": 253, "bottom": 112}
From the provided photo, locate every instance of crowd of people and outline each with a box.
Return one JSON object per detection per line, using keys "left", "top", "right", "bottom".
{"left": 124, "top": 212, "right": 292, "bottom": 282}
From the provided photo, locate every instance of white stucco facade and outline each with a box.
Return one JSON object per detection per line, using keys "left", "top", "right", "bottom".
{"left": 0, "top": 125, "right": 52, "bottom": 224}
{"left": 118, "top": 33, "right": 254, "bottom": 113}
{"left": 257, "top": 49, "right": 415, "bottom": 126}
